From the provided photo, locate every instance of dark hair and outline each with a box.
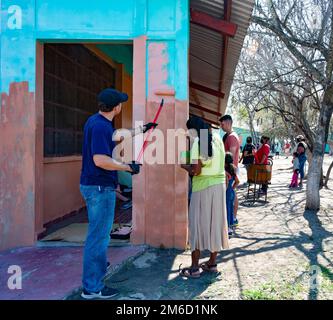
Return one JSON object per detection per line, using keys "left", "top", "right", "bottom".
{"left": 260, "top": 135, "right": 270, "bottom": 144}
{"left": 98, "top": 102, "right": 116, "bottom": 112}
{"left": 293, "top": 152, "right": 298, "bottom": 157}
{"left": 225, "top": 152, "right": 236, "bottom": 177}
{"left": 186, "top": 116, "right": 213, "bottom": 158}
{"left": 246, "top": 136, "right": 252, "bottom": 144}
{"left": 296, "top": 135, "right": 305, "bottom": 143}
{"left": 219, "top": 114, "right": 233, "bottom": 123}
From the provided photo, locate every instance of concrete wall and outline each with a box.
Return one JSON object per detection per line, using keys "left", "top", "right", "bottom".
{"left": 0, "top": 0, "right": 189, "bottom": 250}
{"left": 43, "top": 158, "right": 84, "bottom": 224}
{"left": 1, "top": 1, "right": 37, "bottom": 249}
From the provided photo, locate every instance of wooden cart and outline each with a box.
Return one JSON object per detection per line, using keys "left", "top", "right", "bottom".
{"left": 247, "top": 162, "right": 273, "bottom": 202}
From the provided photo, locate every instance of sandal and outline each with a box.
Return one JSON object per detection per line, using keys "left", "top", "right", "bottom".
{"left": 200, "top": 262, "right": 218, "bottom": 273}
{"left": 179, "top": 266, "right": 201, "bottom": 278}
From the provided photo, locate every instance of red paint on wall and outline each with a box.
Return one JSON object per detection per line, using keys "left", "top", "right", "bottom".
{"left": 0, "top": 82, "right": 36, "bottom": 250}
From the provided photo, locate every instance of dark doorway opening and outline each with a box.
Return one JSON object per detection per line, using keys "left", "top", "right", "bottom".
{"left": 39, "top": 43, "right": 133, "bottom": 243}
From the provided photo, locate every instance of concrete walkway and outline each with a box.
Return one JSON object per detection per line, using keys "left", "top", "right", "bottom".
{"left": 0, "top": 244, "right": 146, "bottom": 300}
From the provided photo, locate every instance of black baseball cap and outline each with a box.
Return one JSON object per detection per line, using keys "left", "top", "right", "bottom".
{"left": 98, "top": 88, "right": 128, "bottom": 109}
{"left": 219, "top": 114, "right": 233, "bottom": 122}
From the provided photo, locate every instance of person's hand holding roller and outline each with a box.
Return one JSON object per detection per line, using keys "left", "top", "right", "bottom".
{"left": 128, "top": 161, "right": 142, "bottom": 175}
{"left": 143, "top": 122, "right": 158, "bottom": 133}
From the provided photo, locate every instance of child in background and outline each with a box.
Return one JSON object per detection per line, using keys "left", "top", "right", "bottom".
{"left": 289, "top": 152, "right": 300, "bottom": 188}
{"left": 296, "top": 138, "right": 307, "bottom": 188}
{"left": 225, "top": 152, "right": 240, "bottom": 236}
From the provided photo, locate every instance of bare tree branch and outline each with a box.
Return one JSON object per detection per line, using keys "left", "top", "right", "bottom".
{"left": 251, "top": 15, "right": 327, "bottom": 83}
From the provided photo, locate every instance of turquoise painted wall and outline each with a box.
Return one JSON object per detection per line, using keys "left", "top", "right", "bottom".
{"left": 1, "top": 0, "right": 36, "bottom": 93}
{"left": 233, "top": 127, "right": 260, "bottom": 148}
{"left": 97, "top": 44, "right": 133, "bottom": 76}
{"left": 0, "top": 0, "right": 189, "bottom": 100}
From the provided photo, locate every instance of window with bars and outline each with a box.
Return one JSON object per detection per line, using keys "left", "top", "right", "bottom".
{"left": 44, "top": 44, "right": 116, "bottom": 157}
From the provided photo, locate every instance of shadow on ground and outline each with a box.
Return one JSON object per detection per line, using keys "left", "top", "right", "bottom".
{"left": 66, "top": 158, "right": 333, "bottom": 300}
{"left": 66, "top": 248, "right": 222, "bottom": 300}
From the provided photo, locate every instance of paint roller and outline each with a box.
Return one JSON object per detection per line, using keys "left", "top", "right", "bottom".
{"left": 136, "top": 98, "right": 164, "bottom": 163}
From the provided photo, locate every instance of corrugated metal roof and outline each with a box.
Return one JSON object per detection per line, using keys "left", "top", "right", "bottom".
{"left": 190, "top": 0, "right": 255, "bottom": 124}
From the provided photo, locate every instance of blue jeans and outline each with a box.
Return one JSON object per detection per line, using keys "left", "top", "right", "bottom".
{"left": 226, "top": 186, "right": 235, "bottom": 227}
{"left": 298, "top": 153, "right": 307, "bottom": 179}
{"left": 80, "top": 185, "right": 116, "bottom": 293}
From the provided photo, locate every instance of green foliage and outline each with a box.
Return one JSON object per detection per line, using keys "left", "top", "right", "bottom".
{"left": 237, "top": 104, "right": 249, "bottom": 122}
{"left": 242, "top": 288, "right": 276, "bottom": 300}
{"left": 256, "top": 108, "right": 290, "bottom": 140}
{"left": 319, "top": 265, "right": 333, "bottom": 292}
{"left": 241, "top": 280, "right": 305, "bottom": 300}
{"left": 242, "top": 265, "right": 333, "bottom": 300}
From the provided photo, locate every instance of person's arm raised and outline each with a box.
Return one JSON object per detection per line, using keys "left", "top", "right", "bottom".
{"left": 113, "top": 123, "right": 159, "bottom": 141}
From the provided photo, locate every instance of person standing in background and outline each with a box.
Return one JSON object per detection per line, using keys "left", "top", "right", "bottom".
{"left": 239, "top": 136, "right": 256, "bottom": 172}
{"left": 219, "top": 115, "right": 240, "bottom": 227}
{"left": 295, "top": 135, "right": 307, "bottom": 188}
{"left": 289, "top": 152, "right": 300, "bottom": 188}
{"left": 180, "top": 116, "right": 228, "bottom": 277}
{"left": 284, "top": 141, "right": 291, "bottom": 158}
{"left": 255, "top": 136, "right": 271, "bottom": 194}
{"left": 225, "top": 152, "right": 240, "bottom": 237}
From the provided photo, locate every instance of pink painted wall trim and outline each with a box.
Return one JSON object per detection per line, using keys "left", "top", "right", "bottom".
{"left": 0, "top": 82, "right": 36, "bottom": 250}
{"left": 131, "top": 37, "right": 189, "bottom": 249}
{"left": 131, "top": 36, "right": 147, "bottom": 245}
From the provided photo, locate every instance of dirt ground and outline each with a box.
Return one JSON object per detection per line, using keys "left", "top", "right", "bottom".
{"left": 68, "top": 156, "right": 333, "bottom": 300}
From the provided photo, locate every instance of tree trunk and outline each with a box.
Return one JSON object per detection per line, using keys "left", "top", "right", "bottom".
{"left": 324, "top": 160, "right": 333, "bottom": 188}
{"left": 306, "top": 152, "right": 323, "bottom": 210}
{"left": 306, "top": 87, "right": 333, "bottom": 210}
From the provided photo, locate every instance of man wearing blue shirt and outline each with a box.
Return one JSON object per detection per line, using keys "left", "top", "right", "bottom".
{"left": 80, "top": 88, "right": 157, "bottom": 299}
